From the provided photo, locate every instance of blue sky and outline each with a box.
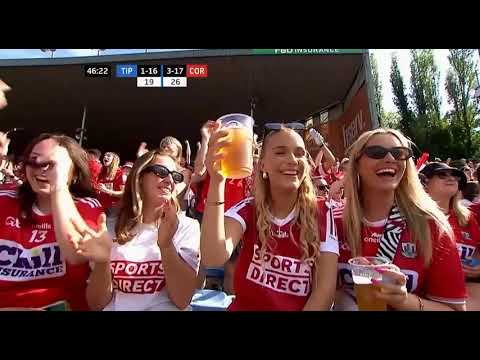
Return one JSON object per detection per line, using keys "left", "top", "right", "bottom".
{"left": 1, "top": 49, "right": 478, "bottom": 116}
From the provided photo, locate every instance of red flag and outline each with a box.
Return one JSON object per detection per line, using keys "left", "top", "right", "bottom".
{"left": 416, "top": 152, "right": 429, "bottom": 171}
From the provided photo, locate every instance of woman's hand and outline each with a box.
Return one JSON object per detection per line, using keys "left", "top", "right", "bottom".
{"left": 372, "top": 266, "right": 408, "bottom": 308}
{"left": 136, "top": 142, "right": 149, "bottom": 158}
{"left": 156, "top": 199, "right": 179, "bottom": 249}
{"left": 45, "top": 145, "right": 73, "bottom": 191}
{"left": 68, "top": 213, "right": 112, "bottom": 264}
{"left": 98, "top": 183, "right": 112, "bottom": 195}
{"left": 200, "top": 120, "right": 216, "bottom": 141}
{"left": 0, "top": 80, "right": 11, "bottom": 110}
{"left": 0, "top": 131, "right": 11, "bottom": 156}
{"left": 205, "top": 122, "right": 230, "bottom": 183}
{"left": 329, "top": 178, "right": 344, "bottom": 202}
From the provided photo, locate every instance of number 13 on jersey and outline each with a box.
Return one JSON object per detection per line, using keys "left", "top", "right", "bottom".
{"left": 30, "top": 230, "right": 48, "bottom": 243}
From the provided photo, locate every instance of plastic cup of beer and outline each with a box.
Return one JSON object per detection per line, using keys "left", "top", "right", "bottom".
{"left": 217, "top": 113, "right": 254, "bottom": 179}
{"left": 348, "top": 256, "right": 398, "bottom": 311}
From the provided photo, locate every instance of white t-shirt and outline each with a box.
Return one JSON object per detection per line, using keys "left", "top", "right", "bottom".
{"left": 104, "top": 213, "right": 200, "bottom": 311}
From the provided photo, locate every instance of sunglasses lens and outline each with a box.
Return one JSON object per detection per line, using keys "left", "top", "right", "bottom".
{"left": 288, "top": 123, "right": 305, "bottom": 130}
{"left": 26, "top": 160, "right": 50, "bottom": 169}
{"left": 364, "top": 146, "right": 411, "bottom": 160}
{"left": 172, "top": 172, "right": 184, "bottom": 183}
{"left": 391, "top": 148, "right": 411, "bottom": 160}
{"left": 150, "top": 165, "right": 169, "bottom": 178}
{"left": 364, "top": 146, "right": 387, "bottom": 159}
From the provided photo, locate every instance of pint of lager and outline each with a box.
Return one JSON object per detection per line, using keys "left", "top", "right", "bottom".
{"left": 348, "top": 256, "right": 396, "bottom": 311}
{"left": 218, "top": 114, "right": 254, "bottom": 179}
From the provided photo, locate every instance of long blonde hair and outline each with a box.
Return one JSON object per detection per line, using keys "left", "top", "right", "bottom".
{"left": 343, "top": 128, "right": 453, "bottom": 265}
{"left": 115, "top": 149, "right": 180, "bottom": 245}
{"left": 452, "top": 192, "right": 471, "bottom": 227}
{"left": 103, "top": 152, "right": 120, "bottom": 181}
{"left": 255, "top": 128, "right": 320, "bottom": 261}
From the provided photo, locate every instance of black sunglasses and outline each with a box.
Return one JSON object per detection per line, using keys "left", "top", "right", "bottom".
{"left": 436, "top": 171, "right": 460, "bottom": 181}
{"left": 362, "top": 146, "right": 412, "bottom": 161}
{"left": 143, "top": 164, "right": 184, "bottom": 184}
{"left": 263, "top": 122, "right": 306, "bottom": 139}
{"left": 25, "top": 159, "right": 52, "bottom": 169}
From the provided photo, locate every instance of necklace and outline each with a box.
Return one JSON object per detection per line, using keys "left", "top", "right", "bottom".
{"left": 363, "top": 217, "right": 387, "bottom": 244}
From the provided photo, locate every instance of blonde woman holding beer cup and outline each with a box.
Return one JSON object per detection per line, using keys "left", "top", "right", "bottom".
{"left": 201, "top": 116, "right": 339, "bottom": 311}
{"left": 334, "top": 128, "right": 466, "bottom": 311}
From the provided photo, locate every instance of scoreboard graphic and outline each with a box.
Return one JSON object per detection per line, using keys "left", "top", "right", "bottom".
{"left": 84, "top": 64, "right": 208, "bottom": 87}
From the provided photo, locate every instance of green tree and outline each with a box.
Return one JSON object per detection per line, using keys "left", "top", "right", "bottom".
{"left": 381, "top": 111, "right": 401, "bottom": 130}
{"left": 390, "top": 54, "right": 414, "bottom": 138}
{"left": 445, "top": 49, "right": 480, "bottom": 157}
{"left": 370, "top": 53, "right": 384, "bottom": 121}
{"left": 409, "top": 49, "right": 442, "bottom": 128}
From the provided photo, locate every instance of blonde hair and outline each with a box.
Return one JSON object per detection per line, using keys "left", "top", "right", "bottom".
{"left": 104, "top": 152, "right": 120, "bottom": 181}
{"left": 255, "top": 128, "right": 320, "bottom": 261}
{"left": 159, "top": 136, "right": 182, "bottom": 164}
{"left": 452, "top": 192, "right": 471, "bottom": 227}
{"left": 343, "top": 128, "right": 453, "bottom": 265}
{"left": 115, "top": 150, "right": 180, "bottom": 245}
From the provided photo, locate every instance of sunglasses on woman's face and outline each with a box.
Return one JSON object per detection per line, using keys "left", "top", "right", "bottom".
{"left": 25, "top": 159, "right": 52, "bottom": 169}
{"left": 263, "top": 122, "right": 306, "bottom": 140}
{"left": 143, "top": 164, "right": 184, "bottom": 184}
{"left": 362, "top": 146, "right": 413, "bottom": 161}
{"left": 435, "top": 171, "right": 460, "bottom": 181}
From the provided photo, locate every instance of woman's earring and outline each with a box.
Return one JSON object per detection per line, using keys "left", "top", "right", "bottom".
{"left": 357, "top": 174, "right": 360, "bottom": 189}
{"left": 262, "top": 172, "right": 268, "bottom": 180}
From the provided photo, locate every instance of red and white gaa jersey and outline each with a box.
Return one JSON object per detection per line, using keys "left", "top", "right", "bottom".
{"left": 225, "top": 197, "right": 338, "bottom": 311}
{"left": 0, "top": 189, "right": 103, "bottom": 310}
{"left": 333, "top": 205, "right": 466, "bottom": 308}
{"left": 469, "top": 202, "right": 480, "bottom": 226}
{"left": 448, "top": 211, "right": 480, "bottom": 262}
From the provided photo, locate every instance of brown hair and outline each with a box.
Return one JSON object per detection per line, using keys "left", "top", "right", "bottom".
{"left": 115, "top": 149, "right": 180, "bottom": 245}
{"left": 18, "top": 133, "right": 95, "bottom": 224}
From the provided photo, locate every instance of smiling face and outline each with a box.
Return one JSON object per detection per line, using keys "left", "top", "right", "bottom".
{"left": 103, "top": 153, "right": 114, "bottom": 167}
{"left": 260, "top": 129, "right": 307, "bottom": 193}
{"left": 140, "top": 155, "right": 177, "bottom": 207}
{"left": 25, "top": 139, "right": 73, "bottom": 196}
{"left": 425, "top": 170, "right": 460, "bottom": 202}
{"left": 357, "top": 134, "right": 407, "bottom": 193}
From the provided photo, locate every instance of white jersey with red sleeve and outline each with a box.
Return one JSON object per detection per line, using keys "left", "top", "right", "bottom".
{"left": 0, "top": 190, "right": 103, "bottom": 310}
{"left": 448, "top": 211, "right": 480, "bottom": 262}
{"left": 104, "top": 213, "right": 200, "bottom": 311}
{"left": 334, "top": 205, "right": 466, "bottom": 310}
{"left": 224, "top": 197, "right": 338, "bottom": 311}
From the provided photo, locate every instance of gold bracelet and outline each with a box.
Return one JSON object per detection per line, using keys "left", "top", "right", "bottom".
{"left": 206, "top": 201, "right": 224, "bottom": 206}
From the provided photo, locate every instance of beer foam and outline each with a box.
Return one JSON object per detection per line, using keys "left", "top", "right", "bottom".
{"left": 352, "top": 275, "right": 373, "bottom": 285}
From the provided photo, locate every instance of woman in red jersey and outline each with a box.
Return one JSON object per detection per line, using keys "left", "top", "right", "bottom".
{"left": 335, "top": 128, "right": 466, "bottom": 311}
{"left": 201, "top": 122, "right": 338, "bottom": 311}
{"left": 421, "top": 162, "right": 480, "bottom": 310}
{"left": 97, "top": 152, "right": 124, "bottom": 212}
{"left": 0, "top": 133, "right": 103, "bottom": 310}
